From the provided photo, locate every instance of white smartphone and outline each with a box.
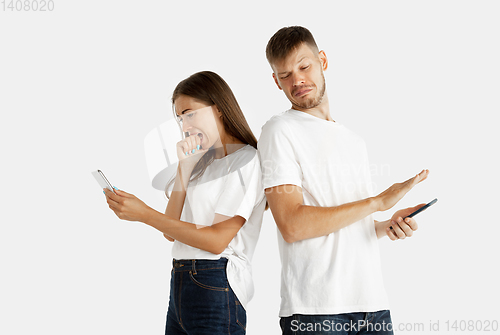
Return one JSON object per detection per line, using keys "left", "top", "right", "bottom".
{"left": 92, "top": 170, "right": 116, "bottom": 194}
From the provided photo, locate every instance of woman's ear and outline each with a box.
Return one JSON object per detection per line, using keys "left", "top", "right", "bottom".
{"left": 213, "top": 105, "right": 223, "bottom": 119}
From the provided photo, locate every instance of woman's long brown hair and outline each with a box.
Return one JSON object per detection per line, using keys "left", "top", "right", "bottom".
{"left": 165, "top": 71, "right": 261, "bottom": 200}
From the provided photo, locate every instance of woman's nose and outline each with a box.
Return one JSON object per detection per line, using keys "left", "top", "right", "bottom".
{"left": 182, "top": 121, "right": 191, "bottom": 133}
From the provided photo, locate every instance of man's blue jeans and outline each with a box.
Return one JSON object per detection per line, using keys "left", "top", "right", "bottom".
{"left": 280, "top": 310, "right": 394, "bottom": 335}
{"left": 165, "top": 258, "right": 246, "bottom": 335}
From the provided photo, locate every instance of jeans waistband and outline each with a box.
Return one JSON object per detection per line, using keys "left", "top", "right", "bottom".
{"left": 172, "top": 258, "right": 228, "bottom": 273}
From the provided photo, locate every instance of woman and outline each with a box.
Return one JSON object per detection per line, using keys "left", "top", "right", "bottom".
{"left": 104, "top": 71, "right": 266, "bottom": 334}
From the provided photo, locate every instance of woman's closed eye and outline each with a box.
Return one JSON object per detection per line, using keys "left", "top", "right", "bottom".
{"left": 178, "top": 111, "right": 196, "bottom": 122}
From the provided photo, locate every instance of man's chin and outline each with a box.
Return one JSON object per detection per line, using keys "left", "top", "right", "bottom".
{"left": 295, "top": 98, "right": 321, "bottom": 110}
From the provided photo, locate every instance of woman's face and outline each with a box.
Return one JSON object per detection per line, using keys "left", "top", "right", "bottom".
{"left": 174, "top": 95, "right": 225, "bottom": 149}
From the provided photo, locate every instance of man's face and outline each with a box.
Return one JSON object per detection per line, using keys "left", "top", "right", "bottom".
{"left": 271, "top": 43, "right": 327, "bottom": 111}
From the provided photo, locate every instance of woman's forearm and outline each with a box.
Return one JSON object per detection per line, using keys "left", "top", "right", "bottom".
{"left": 163, "top": 167, "right": 192, "bottom": 241}
{"left": 165, "top": 166, "right": 193, "bottom": 217}
{"left": 145, "top": 210, "right": 244, "bottom": 254}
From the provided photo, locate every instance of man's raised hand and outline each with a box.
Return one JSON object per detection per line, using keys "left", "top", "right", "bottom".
{"left": 374, "top": 169, "right": 429, "bottom": 212}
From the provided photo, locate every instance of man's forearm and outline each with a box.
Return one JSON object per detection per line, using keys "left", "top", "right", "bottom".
{"left": 270, "top": 170, "right": 429, "bottom": 243}
{"left": 284, "top": 197, "right": 379, "bottom": 242}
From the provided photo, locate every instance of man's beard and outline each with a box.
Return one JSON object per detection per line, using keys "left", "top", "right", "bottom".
{"left": 292, "top": 72, "right": 326, "bottom": 109}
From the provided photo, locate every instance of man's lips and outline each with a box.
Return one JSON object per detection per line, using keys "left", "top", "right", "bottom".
{"left": 294, "top": 88, "right": 313, "bottom": 97}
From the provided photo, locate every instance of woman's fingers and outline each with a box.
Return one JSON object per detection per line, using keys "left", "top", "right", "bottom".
{"left": 104, "top": 188, "right": 119, "bottom": 203}
{"left": 180, "top": 135, "right": 203, "bottom": 157}
{"left": 114, "top": 188, "right": 132, "bottom": 198}
{"left": 181, "top": 141, "right": 189, "bottom": 155}
{"left": 191, "top": 134, "right": 201, "bottom": 148}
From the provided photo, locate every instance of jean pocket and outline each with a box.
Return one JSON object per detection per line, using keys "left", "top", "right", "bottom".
{"left": 189, "top": 270, "right": 229, "bottom": 292}
{"left": 235, "top": 299, "right": 247, "bottom": 330}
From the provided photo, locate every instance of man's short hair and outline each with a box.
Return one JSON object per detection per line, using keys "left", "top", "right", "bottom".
{"left": 266, "top": 26, "right": 319, "bottom": 66}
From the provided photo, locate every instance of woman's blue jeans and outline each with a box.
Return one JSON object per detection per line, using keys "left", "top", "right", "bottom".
{"left": 165, "top": 258, "right": 246, "bottom": 335}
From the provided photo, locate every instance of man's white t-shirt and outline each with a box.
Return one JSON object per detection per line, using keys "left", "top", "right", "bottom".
{"left": 258, "top": 109, "right": 390, "bottom": 317}
{"left": 171, "top": 145, "right": 266, "bottom": 310}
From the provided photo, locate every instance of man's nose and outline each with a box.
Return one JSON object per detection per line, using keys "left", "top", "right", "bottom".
{"left": 292, "top": 73, "right": 305, "bottom": 86}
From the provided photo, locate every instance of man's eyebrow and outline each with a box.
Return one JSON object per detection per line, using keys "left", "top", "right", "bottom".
{"left": 277, "top": 56, "right": 307, "bottom": 75}
{"left": 297, "top": 56, "right": 306, "bottom": 64}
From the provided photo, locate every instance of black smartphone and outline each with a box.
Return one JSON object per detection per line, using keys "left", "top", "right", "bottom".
{"left": 404, "top": 198, "right": 438, "bottom": 219}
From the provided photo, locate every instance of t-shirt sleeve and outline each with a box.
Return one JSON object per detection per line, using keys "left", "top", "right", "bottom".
{"left": 257, "top": 118, "right": 302, "bottom": 189}
{"left": 214, "top": 151, "right": 264, "bottom": 222}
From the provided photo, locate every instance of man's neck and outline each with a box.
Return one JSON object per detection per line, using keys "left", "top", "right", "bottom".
{"left": 291, "top": 93, "right": 334, "bottom": 122}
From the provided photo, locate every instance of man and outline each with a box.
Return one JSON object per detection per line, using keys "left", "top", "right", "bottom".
{"left": 258, "top": 26, "right": 429, "bottom": 334}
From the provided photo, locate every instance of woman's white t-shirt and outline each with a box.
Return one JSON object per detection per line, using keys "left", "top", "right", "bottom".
{"left": 171, "top": 144, "right": 266, "bottom": 310}
{"left": 258, "top": 109, "right": 390, "bottom": 317}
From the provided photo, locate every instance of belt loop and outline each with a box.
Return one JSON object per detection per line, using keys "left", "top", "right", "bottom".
{"left": 192, "top": 260, "right": 197, "bottom": 275}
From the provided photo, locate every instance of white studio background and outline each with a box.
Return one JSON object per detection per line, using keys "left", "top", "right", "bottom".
{"left": 1, "top": 1, "right": 498, "bottom": 334}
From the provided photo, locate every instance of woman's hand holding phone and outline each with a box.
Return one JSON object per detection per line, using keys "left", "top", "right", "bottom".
{"left": 104, "top": 187, "right": 157, "bottom": 223}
